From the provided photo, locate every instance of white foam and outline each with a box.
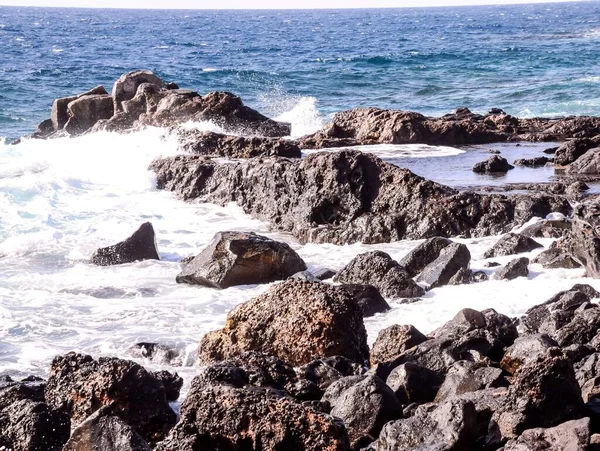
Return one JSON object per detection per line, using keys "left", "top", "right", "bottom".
{"left": 302, "top": 143, "right": 465, "bottom": 159}
{"left": 275, "top": 96, "right": 326, "bottom": 138}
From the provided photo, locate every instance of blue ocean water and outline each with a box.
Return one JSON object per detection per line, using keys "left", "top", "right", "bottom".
{"left": 1, "top": 2, "right": 600, "bottom": 141}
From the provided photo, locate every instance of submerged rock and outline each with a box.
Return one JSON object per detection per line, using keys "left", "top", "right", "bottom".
{"left": 90, "top": 222, "right": 159, "bottom": 266}
{"left": 197, "top": 279, "right": 369, "bottom": 366}
{"left": 415, "top": 242, "right": 471, "bottom": 288}
{"left": 473, "top": 155, "right": 515, "bottom": 173}
{"left": 176, "top": 231, "right": 306, "bottom": 289}
{"left": 494, "top": 257, "right": 530, "bottom": 280}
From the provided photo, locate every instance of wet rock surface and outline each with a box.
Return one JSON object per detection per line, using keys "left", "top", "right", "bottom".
{"left": 484, "top": 233, "right": 543, "bottom": 259}
{"left": 415, "top": 242, "right": 471, "bottom": 288}
{"left": 473, "top": 155, "right": 515, "bottom": 173}
{"left": 494, "top": 257, "right": 530, "bottom": 280}
{"left": 91, "top": 222, "right": 160, "bottom": 266}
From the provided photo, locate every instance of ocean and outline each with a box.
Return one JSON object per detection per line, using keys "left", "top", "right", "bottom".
{"left": 1, "top": 3, "right": 600, "bottom": 390}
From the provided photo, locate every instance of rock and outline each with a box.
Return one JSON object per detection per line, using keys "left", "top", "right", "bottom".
{"left": 176, "top": 129, "right": 301, "bottom": 158}
{"left": 151, "top": 150, "right": 571, "bottom": 245}
{"left": 290, "top": 270, "right": 320, "bottom": 282}
{"left": 315, "top": 268, "right": 337, "bottom": 280}
{"left": 366, "top": 398, "right": 479, "bottom": 451}
{"left": 484, "top": 233, "right": 543, "bottom": 258}
{"left": 152, "top": 371, "right": 183, "bottom": 402}
{"left": 544, "top": 146, "right": 559, "bottom": 154}
{"left": 520, "top": 219, "right": 572, "bottom": 239}
{"left": 435, "top": 361, "right": 505, "bottom": 402}
{"left": 567, "top": 181, "right": 590, "bottom": 200}
{"left": 473, "top": 155, "right": 515, "bottom": 173}
{"left": 51, "top": 85, "right": 108, "bottom": 130}
{"left": 370, "top": 324, "right": 428, "bottom": 366}
{"left": 520, "top": 291, "right": 590, "bottom": 335}
{"left": 558, "top": 221, "right": 600, "bottom": 278}
{"left": 553, "top": 305, "right": 600, "bottom": 347}
{"left": 129, "top": 342, "right": 183, "bottom": 366}
{"left": 554, "top": 137, "right": 600, "bottom": 166}
{"left": 0, "top": 376, "right": 70, "bottom": 451}
{"left": 65, "top": 94, "right": 114, "bottom": 134}
{"left": 176, "top": 231, "right": 306, "bottom": 288}
{"left": 63, "top": 405, "right": 152, "bottom": 451}
{"left": 45, "top": 352, "right": 176, "bottom": 444}
{"left": 91, "top": 222, "right": 159, "bottom": 266}
{"left": 567, "top": 147, "right": 600, "bottom": 175}
{"left": 156, "top": 380, "right": 351, "bottom": 451}
{"left": 503, "top": 418, "right": 590, "bottom": 451}
{"left": 198, "top": 279, "right": 369, "bottom": 366}
{"left": 385, "top": 362, "right": 440, "bottom": 404}
{"left": 334, "top": 251, "right": 425, "bottom": 298}
{"left": 298, "top": 356, "right": 365, "bottom": 390}
{"left": 494, "top": 257, "right": 530, "bottom": 280}
{"left": 532, "top": 248, "right": 582, "bottom": 269}
{"left": 416, "top": 242, "right": 471, "bottom": 288}
{"left": 500, "top": 334, "right": 559, "bottom": 375}
{"left": 337, "top": 284, "right": 390, "bottom": 317}
{"left": 112, "top": 70, "right": 168, "bottom": 112}
{"left": 399, "top": 237, "right": 453, "bottom": 277}
{"left": 486, "top": 261, "right": 501, "bottom": 267}
{"left": 448, "top": 268, "right": 489, "bottom": 285}
{"left": 324, "top": 375, "right": 402, "bottom": 447}
{"left": 513, "top": 156, "right": 553, "bottom": 167}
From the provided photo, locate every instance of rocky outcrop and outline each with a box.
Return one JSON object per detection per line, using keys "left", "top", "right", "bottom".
{"left": 91, "top": 222, "right": 160, "bottom": 266}
{"left": 334, "top": 251, "right": 425, "bottom": 298}
{"left": 513, "top": 156, "right": 553, "bottom": 167}
{"left": 51, "top": 85, "right": 108, "bottom": 132}
{"left": 503, "top": 418, "right": 590, "bottom": 451}
{"left": 494, "top": 257, "right": 530, "bottom": 280}
{"left": 415, "top": 242, "right": 471, "bottom": 288}
{"left": 65, "top": 94, "right": 114, "bottom": 134}
{"left": 567, "top": 148, "right": 600, "bottom": 175}
{"left": 556, "top": 220, "right": 600, "bottom": 278}
{"left": 151, "top": 150, "right": 571, "bottom": 245}
{"left": 473, "top": 155, "right": 515, "bottom": 173}
{"left": 45, "top": 353, "right": 177, "bottom": 444}
{"left": 197, "top": 279, "right": 369, "bottom": 366}
{"left": 555, "top": 137, "right": 600, "bottom": 166}
{"left": 176, "top": 231, "right": 306, "bottom": 288}
{"left": 484, "top": 232, "right": 543, "bottom": 258}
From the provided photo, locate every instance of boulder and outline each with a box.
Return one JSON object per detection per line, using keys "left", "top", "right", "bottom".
{"left": 334, "top": 251, "right": 424, "bottom": 298}
{"left": 473, "top": 155, "right": 514, "bottom": 173}
{"left": 484, "top": 233, "right": 543, "bottom": 258}
{"left": 176, "top": 231, "right": 306, "bottom": 288}
{"left": 63, "top": 405, "right": 151, "bottom": 451}
{"left": 448, "top": 268, "right": 489, "bottom": 285}
{"left": 554, "top": 137, "right": 600, "bottom": 166}
{"left": 494, "top": 257, "right": 530, "bottom": 280}
{"left": 558, "top": 221, "right": 600, "bottom": 278}
{"left": 65, "top": 94, "right": 114, "bottom": 134}
{"left": 91, "top": 222, "right": 160, "bottom": 266}
{"left": 415, "top": 242, "right": 471, "bottom": 288}
{"left": 520, "top": 291, "right": 590, "bottom": 335}
{"left": 567, "top": 181, "right": 590, "bottom": 199}
{"left": 324, "top": 375, "right": 402, "bottom": 447}
{"left": 197, "top": 279, "right": 369, "bottom": 366}
{"left": 385, "top": 362, "right": 440, "bottom": 404}
{"left": 399, "top": 237, "right": 453, "bottom": 277}
{"left": 337, "top": 284, "right": 390, "bottom": 317}
{"left": 44, "top": 353, "right": 177, "bottom": 444}
{"left": 553, "top": 305, "right": 600, "bottom": 347}
{"left": 51, "top": 85, "right": 108, "bottom": 130}
{"left": 503, "top": 418, "right": 590, "bottom": 451}
{"left": 513, "top": 156, "right": 553, "bottom": 167}
{"left": 520, "top": 219, "right": 571, "bottom": 239}
{"left": 298, "top": 356, "right": 365, "bottom": 390}
{"left": 532, "top": 248, "right": 581, "bottom": 269}
{"left": 370, "top": 324, "right": 428, "bottom": 366}
{"left": 434, "top": 361, "right": 505, "bottom": 402}
{"left": 151, "top": 150, "right": 571, "bottom": 245}
{"left": 112, "top": 70, "right": 168, "bottom": 112}
{"left": 156, "top": 380, "right": 351, "bottom": 450}
{"left": 567, "top": 148, "right": 600, "bottom": 175}
{"left": 500, "top": 334, "right": 559, "bottom": 375}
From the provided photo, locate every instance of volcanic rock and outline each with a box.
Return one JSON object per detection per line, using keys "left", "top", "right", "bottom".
{"left": 494, "top": 257, "right": 530, "bottom": 280}
{"left": 484, "top": 233, "right": 543, "bottom": 258}
{"left": 398, "top": 236, "right": 453, "bottom": 277}
{"left": 370, "top": 324, "right": 428, "bottom": 366}
{"left": 415, "top": 242, "right": 471, "bottom": 288}
{"left": 91, "top": 222, "right": 159, "bottom": 266}
{"left": 473, "top": 155, "right": 514, "bottom": 173}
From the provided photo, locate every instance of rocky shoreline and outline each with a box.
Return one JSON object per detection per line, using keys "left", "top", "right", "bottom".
{"left": 6, "top": 70, "right": 600, "bottom": 450}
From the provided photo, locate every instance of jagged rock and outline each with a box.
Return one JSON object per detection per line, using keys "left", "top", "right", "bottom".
{"left": 198, "top": 279, "right": 369, "bottom": 366}
{"left": 513, "top": 156, "right": 553, "bottom": 167}
{"left": 473, "top": 155, "right": 515, "bottom": 173}
{"left": 176, "top": 129, "right": 301, "bottom": 158}
{"left": 152, "top": 371, "right": 183, "bottom": 403}
{"left": 567, "top": 148, "right": 600, "bottom": 175}
{"left": 435, "top": 361, "right": 506, "bottom": 402}
{"left": 0, "top": 376, "right": 70, "bottom": 451}
{"left": 50, "top": 85, "right": 108, "bottom": 131}
{"left": 323, "top": 375, "right": 402, "bottom": 447}
{"left": 520, "top": 290, "right": 590, "bottom": 335}
{"left": 416, "top": 242, "right": 471, "bottom": 288}
{"left": 553, "top": 305, "right": 600, "bottom": 347}
{"left": 370, "top": 324, "right": 428, "bottom": 366}
{"left": 290, "top": 270, "right": 320, "bottom": 282}
{"left": 176, "top": 231, "right": 306, "bottom": 288}
{"left": 494, "top": 257, "right": 530, "bottom": 280}
{"left": 334, "top": 251, "right": 425, "bottom": 298}
{"left": 576, "top": 353, "right": 600, "bottom": 387}
{"left": 298, "top": 356, "right": 365, "bottom": 390}
{"left": 567, "top": 181, "right": 590, "bottom": 200}
{"left": 448, "top": 268, "right": 489, "bottom": 285}
{"left": 337, "top": 284, "right": 390, "bottom": 317}
{"left": 156, "top": 380, "right": 351, "bottom": 450}
{"left": 65, "top": 94, "right": 114, "bottom": 134}
{"left": 45, "top": 353, "right": 176, "bottom": 444}
{"left": 91, "top": 222, "right": 159, "bottom": 266}
{"left": 385, "top": 362, "right": 440, "bottom": 404}
{"left": 112, "top": 70, "right": 168, "bottom": 112}
{"left": 129, "top": 342, "right": 182, "bottom": 366}
{"left": 503, "top": 418, "right": 590, "bottom": 451}
{"left": 544, "top": 146, "right": 559, "bottom": 154}
{"left": 558, "top": 221, "right": 600, "bottom": 278}
{"left": 484, "top": 233, "right": 543, "bottom": 258}
{"left": 151, "top": 150, "right": 571, "bottom": 245}
{"left": 555, "top": 137, "right": 600, "bottom": 165}
{"left": 500, "top": 334, "right": 559, "bottom": 375}
{"left": 315, "top": 268, "right": 337, "bottom": 280}
{"left": 399, "top": 237, "right": 452, "bottom": 277}
{"left": 63, "top": 405, "right": 151, "bottom": 451}
{"left": 520, "top": 219, "right": 572, "bottom": 239}
{"left": 366, "top": 398, "right": 479, "bottom": 451}
{"left": 532, "top": 248, "right": 581, "bottom": 269}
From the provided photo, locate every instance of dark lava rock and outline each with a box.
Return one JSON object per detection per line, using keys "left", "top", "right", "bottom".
{"left": 558, "top": 220, "right": 600, "bottom": 278}
{"left": 554, "top": 137, "right": 600, "bottom": 166}
{"left": 553, "top": 305, "right": 600, "bottom": 347}
{"left": 486, "top": 261, "right": 501, "bottom": 267}
{"left": 494, "top": 257, "right": 530, "bottom": 280}
{"left": 520, "top": 290, "right": 590, "bottom": 336}
{"left": 370, "top": 324, "right": 428, "bottom": 366}
{"left": 484, "top": 232, "right": 543, "bottom": 258}
{"left": 197, "top": 279, "right": 369, "bottom": 366}
{"left": 290, "top": 270, "right": 320, "bottom": 282}
{"left": 503, "top": 417, "right": 590, "bottom": 451}
{"left": 324, "top": 375, "right": 402, "bottom": 447}
{"left": 0, "top": 376, "right": 70, "bottom": 451}
{"left": 543, "top": 146, "right": 559, "bottom": 154}
{"left": 334, "top": 251, "right": 425, "bottom": 298}
{"left": 435, "top": 361, "right": 505, "bottom": 402}
{"left": 500, "top": 334, "right": 559, "bottom": 375}
{"left": 513, "top": 156, "right": 553, "bottom": 167}
{"left": 156, "top": 380, "right": 351, "bottom": 451}
{"left": 298, "top": 356, "right": 365, "bottom": 391}
{"left": 151, "top": 150, "right": 571, "bottom": 245}
{"left": 416, "top": 242, "right": 471, "bottom": 288}
{"left": 385, "top": 362, "right": 440, "bottom": 405}
{"left": 520, "top": 219, "right": 572, "bottom": 239}
{"left": 567, "top": 147, "right": 600, "bottom": 175}
{"left": 152, "top": 371, "right": 183, "bottom": 402}
{"left": 366, "top": 398, "right": 478, "bottom": 451}
{"left": 448, "top": 268, "right": 489, "bottom": 285}
{"left": 532, "top": 248, "right": 582, "bottom": 269}
{"left": 473, "top": 155, "right": 515, "bottom": 173}
{"left": 45, "top": 352, "right": 176, "bottom": 444}
{"left": 176, "top": 231, "right": 306, "bottom": 288}
{"left": 398, "top": 236, "right": 453, "bottom": 278}
{"left": 176, "top": 129, "right": 301, "bottom": 158}
{"left": 63, "top": 405, "right": 152, "bottom": 451}
{"left": 337, "top": 284, "right": 390, "bottom": 317}
{"left": 91, "top": 222, "right": 160, "bottom": 266}
{"left": 314, "top": 268, "right": 337, "bottom": 280}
